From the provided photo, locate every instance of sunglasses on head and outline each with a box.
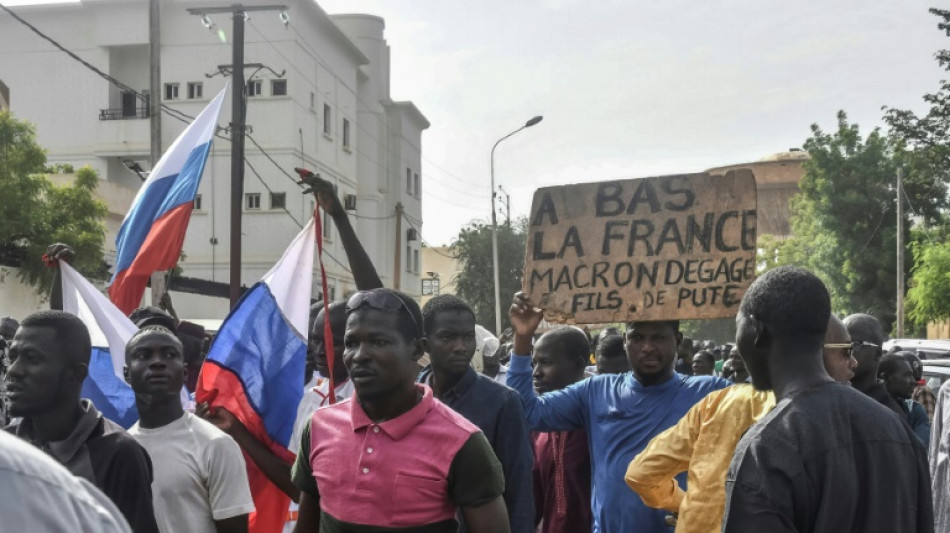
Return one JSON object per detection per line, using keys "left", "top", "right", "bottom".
{"left": 346, "top": 290, "right": 422, "bottom": 336}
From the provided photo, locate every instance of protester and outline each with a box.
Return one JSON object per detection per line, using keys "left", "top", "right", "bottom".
{"left": 291, "top": 289, "right": 510, "bottom": 532}
{"left": 931, "top": 379, "right": 950, "bottom": 531}
{"left": 529, "top": 326, "right": 592, "bottom": 533}
{"left": 690, "top": 350, "right": 715, "bottom": 376}
{"left": 673, "top": 337, "right": 694, "bottom": 375}
{"left": 879, "top": 352, "right": 931, "bottom": 447}
{"left": 419, "top": 294, "right": 534, "bottom": 533}
{"left": 721, "top": 266, "right": 933, "bottom": 532}
{"left": 626, "top": 312, "right": 856, "bottom": 531}
{"left": 844, "top": 313, "right": 905, "bottom": 417}
{"left": 594, "top": 334, "right": 631, "bottom": 374}
{"left": 127, "top": 327, "right": 254, "bottom": 533}
{"left": 0, "top": 429, "right": 132, "bottom": 532}
{"left": 482, "top": 341, "right": 510, "bottom": 385}
{"left": 821, "top": 315, "right": 857, "bottom": 383}
{"left": 5, "top": 310, "right": 160, "bottom": 533}
{"left": 903, "top": 351, "right": 936, "bottom": 421}
{"left": 508, "top": 291, "right": 729, "bottom": 532}
{"left": 726, "top": 348, "right": 750, "bottom": 383}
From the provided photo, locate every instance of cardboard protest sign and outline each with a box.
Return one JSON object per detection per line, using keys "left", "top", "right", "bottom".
{"left": 523, "top": 169, "right": 757, "bottom": 324}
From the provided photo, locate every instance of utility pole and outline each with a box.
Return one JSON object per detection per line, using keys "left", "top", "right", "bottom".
{"left": 394, "top": 202, "right": 403, "bottom": 290}
{"left": 149, "top": 0, "right": 165, "bottom": 304}
{"left": 498, "top": 185, "right": 511, "bottom": 226}
{"left": 896, "top": 166, "right": 905, "bottom": 338}
{"left": 186, "top": 3, "right": 287, "bottom": 308}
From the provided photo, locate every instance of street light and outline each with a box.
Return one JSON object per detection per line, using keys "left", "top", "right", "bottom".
{"left": 490, "top": 115, "right": 543, "bottom": 334}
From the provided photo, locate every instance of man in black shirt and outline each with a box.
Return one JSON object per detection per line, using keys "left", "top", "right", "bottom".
{"left": 844, "top": 313, "right": 905, "bottom": 417}
{"left": 5, "top": 311, "right": 159, "bottom": 533}
{"left": 722, "top": 266, "right": 933, "bottom": 533}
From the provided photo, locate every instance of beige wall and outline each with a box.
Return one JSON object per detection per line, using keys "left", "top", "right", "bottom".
{"left": 420, "top": 245, "right": 459, "bottom": 307}
{"left": 928, "top": 320, "right": 950, "bottom": 339}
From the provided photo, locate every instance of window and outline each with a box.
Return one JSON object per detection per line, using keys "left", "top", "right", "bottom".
{"left": 323, "top": 211, "right": 333, "bottom": 239}
{"left": 323, "top": 104, "right": 332, "bottom": 135}
{"left": 187, "top": 82, "right": 203, "bottom": 100}
{"left": 247, "top": 80, "right": 262, "bottom": 97}
{"left": 193, "top": 194, "right": 202, "bottom": 210}
{"left": 271, "top": 79, "right": 287, "bottom": 96}
{"left": 164, "top": 83, "right": 179, "bottom": 100}
{"left": 342, "top": 119, "right": 351, "bottom": 149}
{"left": 245, "top": 193, "right": 261, "bottom": 210}
{"left": 406, "top": 168, "right": 413, "bottom": 194}
{"left": 414, "top": 173, "right": 420, "bottom": 198}
{"left": 413, "top": 249, "right": 420, "bottom": 274}
{"left": 406, "top": 245, "right": 412, "bottom": 272}
{"left": 270, "top": 192, "right": 286, "bottom": 210}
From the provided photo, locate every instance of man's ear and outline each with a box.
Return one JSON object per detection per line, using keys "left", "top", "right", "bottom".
{"left": 674, "top": 331, "right": 684, "bottom": 348}
{"left": 70, "top": 361, "right": 89, "bottom": 385}
{"left": 123, "top": 365, "right": 130, "bottom": 385}
{"left": 411, "top": 339, "right": 425, "bottom": 363}
{"left": 752, "top": 318, "right": 770, "bottom": 349}
{"left": 182, "top": 362, "right": 189, "bottom": 382}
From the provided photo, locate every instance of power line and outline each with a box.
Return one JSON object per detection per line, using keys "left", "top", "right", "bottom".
{"left": 400, "top": 212, "right": 456, "bottom": 258}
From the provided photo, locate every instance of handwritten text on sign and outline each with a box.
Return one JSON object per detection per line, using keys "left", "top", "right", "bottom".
{"left": 523, "top": 170, "right": 757, "bottom": 323}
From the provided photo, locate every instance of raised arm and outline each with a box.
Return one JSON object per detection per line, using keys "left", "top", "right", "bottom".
{"left": 43, "top": 243, "right": 75, "bottom": 310}
{"left": 507, "top": 292, "right": 588, "bottom": 432}
{"left": 297, "top": 169, "right": 382, "bottom": 291}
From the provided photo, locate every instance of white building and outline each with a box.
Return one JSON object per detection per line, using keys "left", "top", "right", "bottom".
{"left": 0, "top": 0, "right": 427, "bottom": 318}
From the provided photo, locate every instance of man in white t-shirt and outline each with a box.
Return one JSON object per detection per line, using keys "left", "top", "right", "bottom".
{"left": 125, "top": 326, "right": 255, "bottom": 533}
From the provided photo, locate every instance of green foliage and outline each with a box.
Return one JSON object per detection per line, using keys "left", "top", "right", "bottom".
{"left": 452, "top": 218, "right": 528, "bottom": 335}
{"left": 906, "top": 240, "right": 950, "bottom": 327}
{"left": 776, "top": 112, "right": 909, "bottom": 330}
{"left": 0, "top": 112, "right": 107, "bottom": 295}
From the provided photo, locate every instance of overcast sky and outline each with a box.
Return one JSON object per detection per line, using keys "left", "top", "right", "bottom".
{"left": 7, "top": 0, "right": 948, "bottom": 246}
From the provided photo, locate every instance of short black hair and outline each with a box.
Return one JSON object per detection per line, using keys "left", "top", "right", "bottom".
{"left": 20, "top": 310, "right": 92, "bottom": 364}
{"left": 627, "top": 320, "right": 679, "bottom": 334}
{"left": 311, "top": 299, "right": 347, "bottom": 337}
{"left": 878, "top": 353, "right": 910, "bottom": 378}
{"left": 130, "top": 306, "right": 177, "bottom": 333}
{"left": 596, "top": 334, "right": 625, "bottom": 360}
{"left": 422, "top": 294, "right": 475, "bottom": 336}
{"left": 347, "top": 288, "right": 423, "bottom": 343}
{"left": 740, "top": 266, "right": 830, "bottom": 342}
{"left": 541, "top": 327, "right": 591, "bottom": 364}
{"left": 127, "top": 325, "right": 182, "bottom": 352}
{"left": 693, "top": 350, "right": 715, "bottom": 365}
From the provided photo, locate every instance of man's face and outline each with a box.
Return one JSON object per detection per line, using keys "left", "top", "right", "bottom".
{"left": 625, "top": 322, "right": 680, "bottom": 383}
{"left": 311, "top": 309, "right": 347, "bottom": 383}
{"left": 729, "top": 350, "right": 746, "bottom": 374}
{"left": 883, "top": 360, "right": 916, "bottom": 400}
{"left": 125, "top": 330, "right": 186, "bottom": 398}
{"left": 6, "top": 326, "right": 75, "bottom": 418}
{"left": 845, "top": 321, "right": 883, "bottom": 383}
{"left": 343, "top": 309, "right": 420, "bottom": 401}
{"left": 822, "top": 325, "right": 856, "bottom": 384}
{"left": 735, "top": 311, "right": 771, "bottom": 390}
{"left": 423, "top": 310, "right": 476, "bottom": 378}
{"left": 532, "top": 335, "right": 581, "bottom": 394}
{"left": 691, "top": 356, "right": 714, "bottom": 376}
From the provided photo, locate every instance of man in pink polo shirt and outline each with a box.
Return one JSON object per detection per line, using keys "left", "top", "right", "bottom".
{"left": 291, "top": 288, "right": 510, "bottom": 533}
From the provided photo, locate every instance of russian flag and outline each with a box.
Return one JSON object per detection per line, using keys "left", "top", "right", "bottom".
{"left": 197, "top": 217, "right": 315, "bottom": 533}
{"left": 60, "top": 262, "right": 140, "bottom": 428}
{"left": 109, "top": 85, "right": 228, "bottom": 315}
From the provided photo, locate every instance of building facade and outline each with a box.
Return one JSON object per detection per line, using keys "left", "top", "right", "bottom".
{"left": 0, "top": 0, "right": 426, "bottom": 318}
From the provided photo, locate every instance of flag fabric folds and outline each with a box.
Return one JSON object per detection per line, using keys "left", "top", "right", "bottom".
{"left": 61, "top": 262, "right": 140, "bottom": 428}
{"left": 197, "top": 217, "right": 316, "bottom": 533}
{"left": 109, "top": 85, "right": 228, "bottom": 315}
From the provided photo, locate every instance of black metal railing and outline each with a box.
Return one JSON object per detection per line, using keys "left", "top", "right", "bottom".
{"left": 99, "top": 107, "right": 150, "bottom": 120}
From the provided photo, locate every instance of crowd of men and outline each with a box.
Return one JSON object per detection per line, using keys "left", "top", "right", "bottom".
{"left": 0, "top": 178, "right": 946, "bottom": 533}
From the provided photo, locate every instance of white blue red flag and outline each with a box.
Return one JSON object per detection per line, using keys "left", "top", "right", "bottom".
{"left": 197, "top": 217, "right": 315, "bottom": 533}
{"left": 109, "top": 85, "right": 228, "bottom": 314}
{"left": 61, "top": 262, "right": 140, "bottom": 428}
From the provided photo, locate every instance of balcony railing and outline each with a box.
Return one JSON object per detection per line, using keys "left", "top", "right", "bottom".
{"left": 99, "top": 107, "right": 150, "bottom": 120}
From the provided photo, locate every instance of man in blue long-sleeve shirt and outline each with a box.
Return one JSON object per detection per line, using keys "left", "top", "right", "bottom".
{"left": 508, "top": 292, "right": 729, "bottom": 533}
{"left": 419, "top": 295, "right": 535, "bottom": 533}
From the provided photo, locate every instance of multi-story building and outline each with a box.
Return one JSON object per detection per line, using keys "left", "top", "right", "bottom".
{"left": 0, "top": 0, "right": 426, "bottom": 318}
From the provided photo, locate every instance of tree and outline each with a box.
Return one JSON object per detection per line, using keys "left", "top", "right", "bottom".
{"left": 452, "top": 218, "right": 528, "bottom": 334}
{"left": 906, "top": 239, "right": 950, "bottom": 328}
{"left": 776, "top": 112, "right": 910, "bottom": 330}
{"left": 0, "top": 111, "right": 108, "bottom": 295}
